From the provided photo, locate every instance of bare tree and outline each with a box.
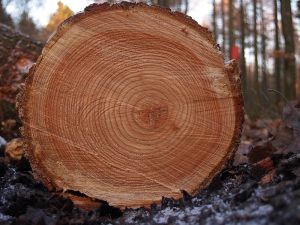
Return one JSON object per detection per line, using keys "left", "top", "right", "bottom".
{"left": 260, "top": 0, "right": 267, "bottom": 90}
{"left": 184, "top": 0, "right": 188, "bottom": 14}
{"left": 221, "top": 0, "right": 226, "bottom": 57}
{"left": 253, "top": 0, "right": 259, "bottom": 89}
{"left": 153, "top": 0, "right": 188, "bottom": 11}
{"left": 212, "top": 0, "right": 217, "bottom": 40}
{"left": 228, "top": 0, "right": 234, "bottom": 58}
{"left": 280, "top": 0, "right": 296, "bottom": 99}
{"left": 17, "top": 11, "right": 38, "bottom": 38}
{"left": 274, "top": 0, "right": 281, "bottom": 96}
{"left": 240, "top": 0, "right": 247, "bottom": 90}
{"left": 297, "top": 0, "right": 300, "bottom": 18}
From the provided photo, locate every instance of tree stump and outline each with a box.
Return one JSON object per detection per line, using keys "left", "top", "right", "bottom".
{"left": 17, "top": 3, "right": 243, "bottom": 208}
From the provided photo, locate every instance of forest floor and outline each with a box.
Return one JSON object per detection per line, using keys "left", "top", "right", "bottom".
{"left": 1, "top": 22, "right": 300, "bottom": 225}
{"left": 0, "top": 98, "right": 300, "bottom": 225}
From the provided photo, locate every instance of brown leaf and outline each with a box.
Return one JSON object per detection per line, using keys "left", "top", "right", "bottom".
{"left": 5, "top": 138, "right": 25, "bottom": 162}
{"left": 248, "top": 143, "right": 276, "bottom": 164}
{"left": 259, "top": 169, "right": 276, "bottom": 185}
{"left": 254, "top": 157, "right": 275, "bottom": 171}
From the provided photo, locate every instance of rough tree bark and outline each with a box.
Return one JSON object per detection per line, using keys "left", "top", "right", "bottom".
{"left": 17, "top": 3, "right": 243, "bottom": 208}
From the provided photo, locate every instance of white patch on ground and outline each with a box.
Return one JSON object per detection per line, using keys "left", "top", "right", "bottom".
{"left": 0, "top": 136, "right": 7, "bottom": 147}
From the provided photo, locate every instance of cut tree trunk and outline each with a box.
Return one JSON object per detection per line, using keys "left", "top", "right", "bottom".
{"left": 17, "top": 2, "right": 243, "bottom": 208}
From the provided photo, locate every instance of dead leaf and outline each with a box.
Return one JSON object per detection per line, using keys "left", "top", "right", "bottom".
{"left": 259, "top": 169, "right": 276, "bottom": 185}
{"left": 248, "top": 143, "right": 276, "bottom": 164}
{"left": 5, "top": 138, "right": 25, "bottom": 161}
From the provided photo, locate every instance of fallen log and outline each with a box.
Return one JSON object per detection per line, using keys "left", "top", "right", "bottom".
{"left": 17, "top": 2, "right": 243, "bottom": 208}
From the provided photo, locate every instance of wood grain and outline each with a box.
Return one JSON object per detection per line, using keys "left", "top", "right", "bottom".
{"left": 17, "top": 2, "right": 243, "bottom": 208}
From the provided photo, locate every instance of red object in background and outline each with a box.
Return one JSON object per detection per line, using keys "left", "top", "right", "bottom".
{"left": 231, "top": 45, "right": 240, "bottom": 60}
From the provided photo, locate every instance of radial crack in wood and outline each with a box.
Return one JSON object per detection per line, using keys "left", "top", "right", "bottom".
{"left": 17, "top": 2, "right": 244, "bottom": 208}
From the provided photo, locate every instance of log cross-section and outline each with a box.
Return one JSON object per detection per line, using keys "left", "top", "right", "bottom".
{"left": 17, "top": 2, "right": 243, "bottom": 208}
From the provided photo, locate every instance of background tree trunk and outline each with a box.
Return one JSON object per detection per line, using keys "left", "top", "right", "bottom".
{"left": 221, "top": 0, "right": 226, "bottom": 57}
{"left": 240, "top": 0, "right": 247, "bottom": 93}
{"left": 274, "top": 0, "right": 281, "bottom": 98}
{"left": 280, "top": 0, "right": 296, "bottom": 99}
{"left": 228, "top": 0, "right": 234, "bottom": 58}
{"left": 212, "top": 0, "right": 218, "bottom": 40}
{"left": 260, "top": 0, "right": 267, "bottom": 91}
{"left": 253, "top": 0, "right": 259, "bottom": 90}
{"left": 184, "top": 0, "right": 188, "bottom": 14}
{"left": 157, "top": 0, "right": 170, "bottom": 7}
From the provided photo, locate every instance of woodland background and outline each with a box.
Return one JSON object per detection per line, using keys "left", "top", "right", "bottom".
{"left": 0, "top": 0, "right": 300, "bottom": 118}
